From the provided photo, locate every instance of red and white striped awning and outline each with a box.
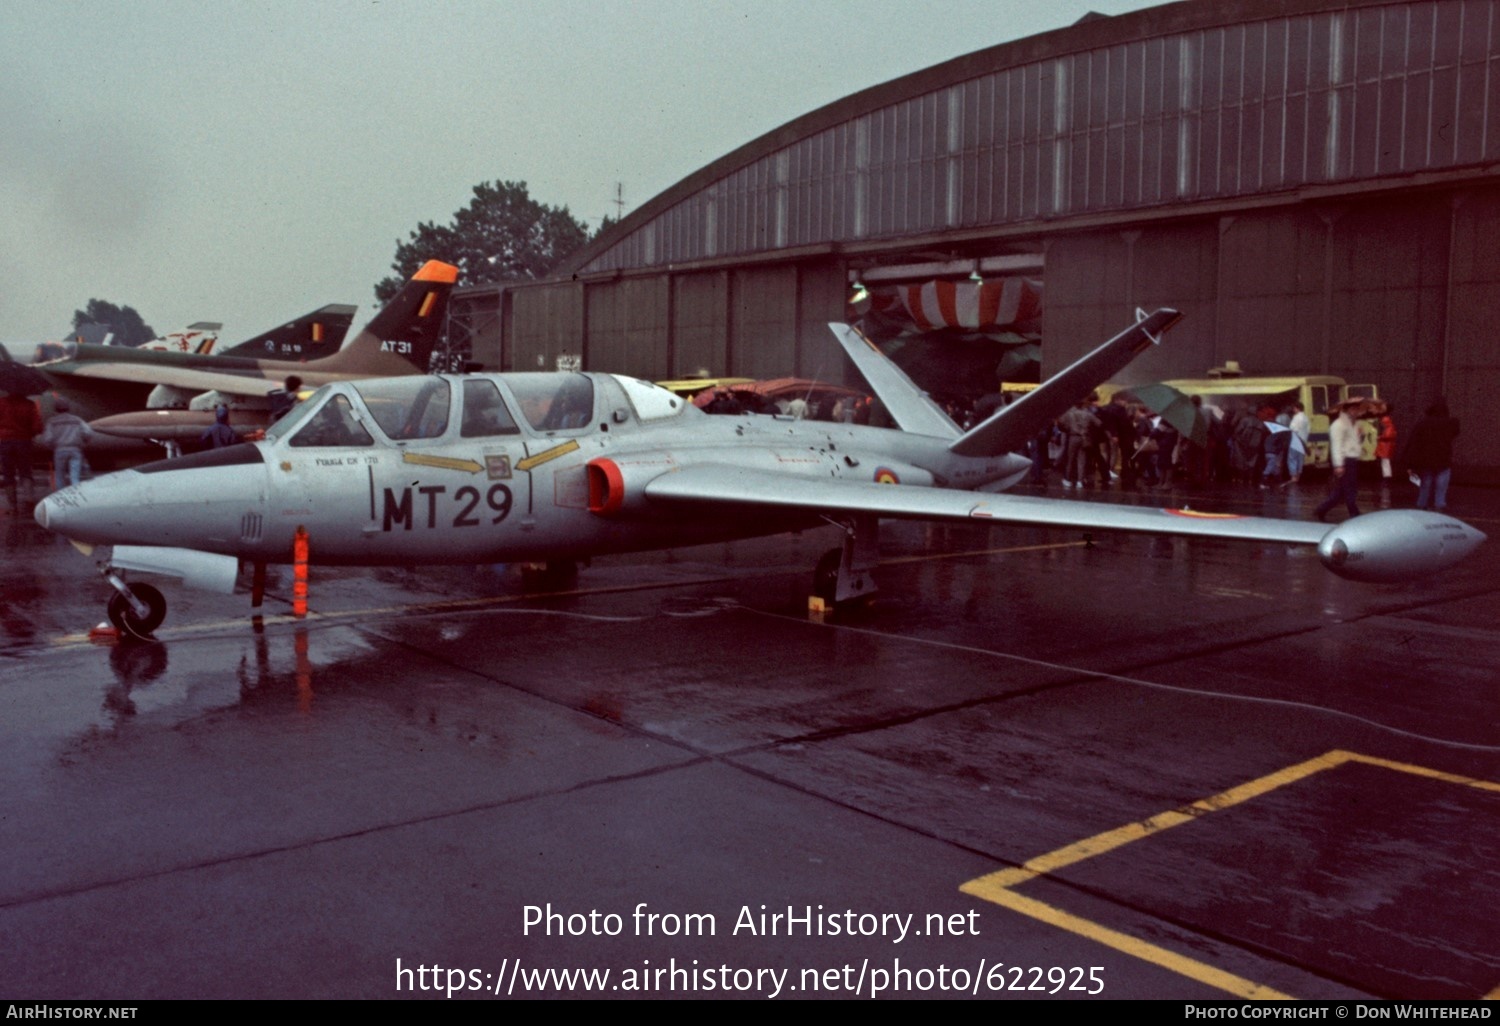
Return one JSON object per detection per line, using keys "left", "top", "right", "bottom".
{"left": 868, "top": 277, "right": 1042, "bottom": 332}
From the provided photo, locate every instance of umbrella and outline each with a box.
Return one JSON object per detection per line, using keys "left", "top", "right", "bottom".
{"left": 1332, "top": 396, "right": 1386, "bottom": 417}
{"left": 1266, "top": 420, "right": 1306, "bottom": 455}
{"left": 1129, "top": 382, "right": 1208, "bottom": 447}
{"left": 0, "top": 355, "right": 52, "bottom": 397}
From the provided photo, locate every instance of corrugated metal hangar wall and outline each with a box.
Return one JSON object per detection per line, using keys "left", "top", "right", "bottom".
{"left": 1045, "top": 183, "right": 1500, "bottom": 477}
{"left": 454, "top": 0, "right": 1500, "bottom": 478}
{"left": 468, "top": 264, "right": 851, "bottom": 385}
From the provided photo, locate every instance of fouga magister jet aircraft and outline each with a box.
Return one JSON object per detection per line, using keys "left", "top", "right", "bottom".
{"left": 35, "top": 308, "right": 1486, "bottom": 638}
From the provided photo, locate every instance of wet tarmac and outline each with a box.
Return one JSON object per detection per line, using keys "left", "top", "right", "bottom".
{"left": 1, "top": 474, "right": 1496, "bottom": 1000}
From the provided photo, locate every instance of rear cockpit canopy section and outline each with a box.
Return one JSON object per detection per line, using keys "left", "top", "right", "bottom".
{"left": 506, "top": 373, "right": 596, "bottom": 432}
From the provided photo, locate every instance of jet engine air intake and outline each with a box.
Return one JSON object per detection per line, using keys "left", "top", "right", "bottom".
{"left": 586, "top": 455, "right": 677, "bottom": 516}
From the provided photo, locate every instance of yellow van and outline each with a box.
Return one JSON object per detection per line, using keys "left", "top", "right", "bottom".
{"left": 1153, "top": 376, "right": 1379, "bottom": 468}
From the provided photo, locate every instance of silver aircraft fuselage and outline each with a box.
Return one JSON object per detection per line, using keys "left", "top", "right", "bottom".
{"left": 36, "top": 366, "right": 1486, "bottom": 591}
{"left": 36, "top": 372, "right": 1029, "bottom": 566}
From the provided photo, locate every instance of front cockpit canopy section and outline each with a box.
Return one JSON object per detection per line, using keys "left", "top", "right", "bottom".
{"left": 287, "top": 394, "right": 374, "bottom": 448}
{"left": 266, "top": 378, "right": 455, "bottom": 449}
{"left": 263, "top": 384, "right": 331, "bottom": 443}
{"left": 353, "top": 378, "right": 450, "bottom": 440}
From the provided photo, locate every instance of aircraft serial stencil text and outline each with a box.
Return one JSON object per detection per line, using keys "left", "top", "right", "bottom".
{"left": 382, "top": 484, "right": 512, "bottom": 531}
{"left": 394, "top": 957, "right": 1104, "bottom": 998}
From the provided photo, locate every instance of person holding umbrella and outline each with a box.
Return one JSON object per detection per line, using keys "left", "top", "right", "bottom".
{"left": 1126, "top": 383, "right": 1208, "bottom": 486}
{"left": 1129, "top": 383, "right": 1209, "bottom": 450}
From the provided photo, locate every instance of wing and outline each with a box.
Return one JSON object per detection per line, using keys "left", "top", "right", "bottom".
{"left": 643, "top": 464, "right": 1485, "bottom": 582}
{"left": 44, "top": 360, "right": 281, "bottom": 399}
{"left": 647, "top": 464, "right": 1325, "bottom": 543}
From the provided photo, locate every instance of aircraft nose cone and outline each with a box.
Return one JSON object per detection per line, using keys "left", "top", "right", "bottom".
{"left": 35, "top": 489, "right": 73, "bottom": 533}
{"left": 32, "top": 473, "right": 143, "bottom": 544}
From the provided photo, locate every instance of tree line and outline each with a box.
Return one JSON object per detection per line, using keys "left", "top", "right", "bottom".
{"left": 73, "top": 179, "right": 607, "bottom": 347}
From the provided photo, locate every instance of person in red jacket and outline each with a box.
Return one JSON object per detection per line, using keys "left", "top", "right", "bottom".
{"left": 1375, "top": 405, "right": 1398, "bottom": 482}
{"left": 0, "top": 390, "right": 44, "bottom": 513}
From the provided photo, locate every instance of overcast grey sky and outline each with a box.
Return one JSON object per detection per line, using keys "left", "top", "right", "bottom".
{"left": 2, "top": 0, "right": 1156, "bottom": 345}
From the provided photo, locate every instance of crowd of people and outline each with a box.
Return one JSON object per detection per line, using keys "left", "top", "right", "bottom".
{"left": 1017, "top": 389, "right": 1461, "bottom": 522}
{"left": 1032, "top": 391, "right": 1303, "bottom": 492}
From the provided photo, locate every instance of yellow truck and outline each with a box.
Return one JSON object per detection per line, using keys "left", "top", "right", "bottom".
{"left": 1150, "top": 375, "right": 1380, "bottom": 467}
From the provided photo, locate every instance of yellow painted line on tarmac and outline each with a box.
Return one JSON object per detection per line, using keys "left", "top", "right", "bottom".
{"left": 1341, "top": 750, "right": 1500, "bottom": 793}
{"left": 960, "top": 883, "right": 1294, "bottom": 1000}
{"left": 977, "top": 755, "right": 1337, "bottom": 890}
{"left": 961, "top": 750, "right": 1500, "bottom": 1000}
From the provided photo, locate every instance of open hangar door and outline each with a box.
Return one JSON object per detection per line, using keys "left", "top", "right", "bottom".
{"left": 846, "top": 254, "right": 1044, "bottom": 421}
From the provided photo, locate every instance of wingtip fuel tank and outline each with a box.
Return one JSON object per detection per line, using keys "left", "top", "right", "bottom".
{"left": 1318, "top": 509, "right": 1487, "bottom": 583}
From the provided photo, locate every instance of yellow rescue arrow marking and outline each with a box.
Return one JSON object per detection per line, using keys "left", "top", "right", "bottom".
{"left": 517, "top": 439, "right": 581, "bottom": 471}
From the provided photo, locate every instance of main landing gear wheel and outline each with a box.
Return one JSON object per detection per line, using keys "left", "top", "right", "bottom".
{"left": 107, "top": 583, "right": 167, "bottom": 640}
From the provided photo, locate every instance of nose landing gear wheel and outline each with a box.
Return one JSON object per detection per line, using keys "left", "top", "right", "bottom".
{"left": 107, "top": 583, "right": 167, "bottom": 640}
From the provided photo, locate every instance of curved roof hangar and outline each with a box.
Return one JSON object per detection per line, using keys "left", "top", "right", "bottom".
{"left": 564, "top": 0, "right": 1500, "bottom": 277}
